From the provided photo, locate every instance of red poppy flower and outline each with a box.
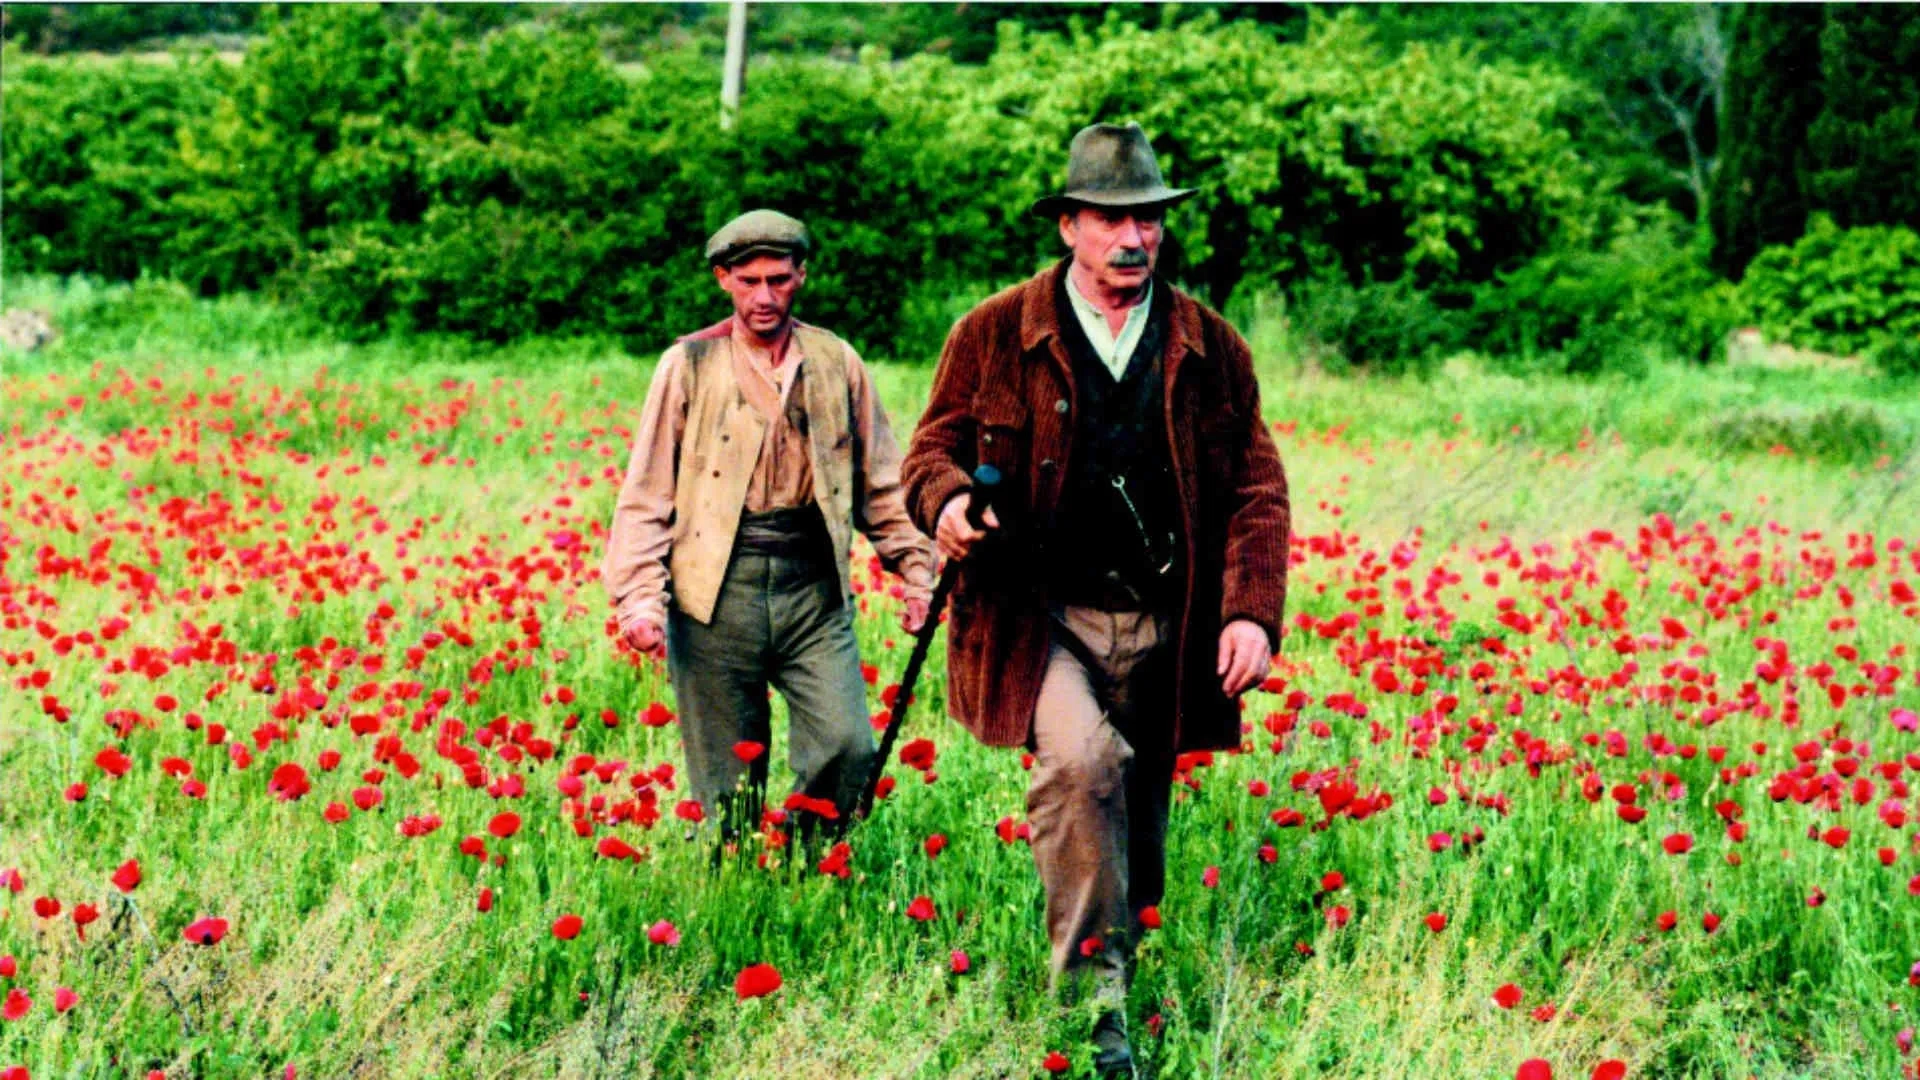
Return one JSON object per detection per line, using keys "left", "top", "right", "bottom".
{"left": 1320, "top": 871, "right": 1345, "bottom": 892}
{"left": 1042, "top": 1051, "right": 1070, "bottom": 1074}
{"left": 323, "top": 802, "right": 350, "bottom": 824}
{"left": 0, "top": 956, "right": 14, "bottom": 978}
{"left": 1702, "top": 912, "right": 1721, "bottom": 933}
{"left": 268, "top": 762, "right": 311, "bottom": 802}
{"left": 72, "top": 903, "right": 99, "bottom": 940}
{"left": 552, "top": 914, "right": 583, "bottom": 940}
{"left": 949, "top": 949, "right": 970, "bottom": 974}
{"left": 734, "top": 963, "right": 781, "bottom": 1000}
{"left": 674, "top": 800, "right": 705, "bottom": 824}
{"left": 1591, "top": 1062, "right": 1626, "bottom": 1080}
{"left": 106, "top": 857, "right": 140, "bottom": 891}
{"left": 1424, "top": 912, "right": 1448, "bottom": 933}
{"left": 1531, "top": 1003, "right": 1557, "bottom": 1022}
{"left": 817, "top": 842, "right": 852, "bottom": 879}
{"left": 2, "top": 989, "right": 28, "bottom": 1021}
{"left": 1492, "top": 983, "right": 1523, "bottom": 1009}
{"left": 32, "top": 897, "right": 59, "bottom": 920}
{"left": 1202, "top": 866, "right": 1220, "bottom": 888}
{"left": 52, "top": 988, "right": 77, "bottom": 1015}
{"left": 94, "top": 747, "right": 132, "bottom": 778}
{"left": 487, "top": 812, "right": 522, "bottom": 839}
{"left": 1655, "top": 910, "right": 1677, "bottom": 932}
{"left": 1516, "top": 1060, "right": 1553, "bottom": 1080}
{"left": 1661, "top": 833, "right": 1693, "bottom": 855}
{"left": 1326, "top": 905, "right": 1351, "bottom": 929}
{"left": 648, "top": 920, "right": 680, "bottom": 947}
{"left": 923, "top": 834, "right": 947, "bottom": 858}
{"left": 732, "top": 741, "right": 765, "bottom": 764}
{"left": 1139, "top": 905, "right": 1162, "bottom": 930}
{"left": 596, "top": 836, "right": 640, "bottom": 861}
{"left": 906, "top": 895, "right": 937, "bottom": 922}
{"left": 898, "top": 738, "right": 937, "bottom": 772}
{"left": 1821, "top": 827, "right": 1850, "bottom": 849}
{"left": 183, "top": 917, "right": 229, "bottom": 945}
{"left": 477, "top": 887, "right": 494, "bottom": 913}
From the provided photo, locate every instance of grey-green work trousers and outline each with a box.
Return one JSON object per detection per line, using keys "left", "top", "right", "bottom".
{"left": 666, "top": 543, "right": 874, "bottom": 839}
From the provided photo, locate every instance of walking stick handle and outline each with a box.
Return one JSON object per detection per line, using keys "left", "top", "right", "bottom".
{"left": 853, "top": 465, "right": 1000, "bottom": 823}
{"left": 963, "top": 464, "right": 1001, "bottom": 530}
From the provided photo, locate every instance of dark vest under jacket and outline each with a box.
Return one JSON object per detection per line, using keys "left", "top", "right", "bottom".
{"left": 1044, "top": 275, "right": 1183, "bottom": 612}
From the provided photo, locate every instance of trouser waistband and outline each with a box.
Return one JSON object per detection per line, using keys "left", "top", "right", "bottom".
{"left": 734, "top": 503, "right": 832, "bottom": 560}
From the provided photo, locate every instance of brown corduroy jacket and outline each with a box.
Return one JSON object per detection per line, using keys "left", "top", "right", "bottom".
{"left": 903, "top": 261, "right": 1292, "bottom": 754}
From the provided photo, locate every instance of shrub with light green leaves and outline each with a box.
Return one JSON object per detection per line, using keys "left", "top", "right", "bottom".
{"left": 1739, "top": 213, "right": 1920, "bottom": 364}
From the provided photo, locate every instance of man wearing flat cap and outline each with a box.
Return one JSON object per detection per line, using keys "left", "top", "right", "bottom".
{"left": 903, "top": 124, "right": 1291, "bottom": 1075}
{"left": 602, "top": 209, "right": 935, "bottom": 845}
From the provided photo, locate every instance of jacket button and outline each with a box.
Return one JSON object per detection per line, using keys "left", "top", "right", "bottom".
{"left": 1040, "top": 459, "right": 1056, "bottom": 470}
{"left": 1054, "top": 399, "right": 1068, "bottom": 414}
{"left": 982, "top": 433, "right": 994, "bottom": 445}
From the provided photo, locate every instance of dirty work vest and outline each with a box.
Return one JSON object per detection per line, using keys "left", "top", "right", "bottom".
{"left": 667, "top": 326, "right": 857, "bottom": 624}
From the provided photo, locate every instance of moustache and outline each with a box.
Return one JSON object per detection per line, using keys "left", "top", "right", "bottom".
{"left": 1108, "top": 249, "right": 1150, "bottom": 269}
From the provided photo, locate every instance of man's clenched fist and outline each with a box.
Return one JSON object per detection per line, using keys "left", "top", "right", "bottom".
{"left": 935, "top": 493, "right": 1000, "bottom": 562}
{"left": 621, "top": 620, "right": 665, "bottom": 658}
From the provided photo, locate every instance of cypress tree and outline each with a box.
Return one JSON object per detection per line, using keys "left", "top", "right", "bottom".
{"left": 1805, "top": 5, "right": 1920, "bottom": 231}
{"left": 1709, "top": 3, "right": 1827, "bottom": 279}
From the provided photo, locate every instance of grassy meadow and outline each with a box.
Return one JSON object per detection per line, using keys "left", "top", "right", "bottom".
{"left": 3, "top": 275, "right": 1919, "bottom": 1079}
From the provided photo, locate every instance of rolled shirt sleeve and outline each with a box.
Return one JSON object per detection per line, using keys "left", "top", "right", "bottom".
{"left": 844, "top": 345, "right": 936, "bottom": 601}
{"left": 601, "top": 345, "right": 690, "bottom": 632}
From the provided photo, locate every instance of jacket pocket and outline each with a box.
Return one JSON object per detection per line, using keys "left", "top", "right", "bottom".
{"left": 971, "top": 392, "right": 1030, "bottom": 484}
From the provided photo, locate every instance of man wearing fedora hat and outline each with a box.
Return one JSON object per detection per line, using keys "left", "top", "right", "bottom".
{"left": 602, "top": 208, "right": 935, "bottom": 846}
{"left": 903, "top": 124, "right": 1291, "bottom": 1075}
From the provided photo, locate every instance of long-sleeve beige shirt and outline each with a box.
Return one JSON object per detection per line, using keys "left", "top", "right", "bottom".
{"left": 604, "top": 319, "right": 935, "bottom": 631}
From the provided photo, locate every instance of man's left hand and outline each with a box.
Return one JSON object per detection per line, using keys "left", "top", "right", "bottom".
{"left": 1217, "top": 619, "right": 1271, "bottom": 697}
{"left": 901, "top": 596, "right": 931, "bottom": 635}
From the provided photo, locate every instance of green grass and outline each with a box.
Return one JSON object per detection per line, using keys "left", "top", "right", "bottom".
{"left": 3, "top": 275, "right": 1920, "bottom": 1078}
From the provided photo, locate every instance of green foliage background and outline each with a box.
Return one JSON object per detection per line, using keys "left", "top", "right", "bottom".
{"left": 4, "top": 2, "right": 1919, "bottom": 370}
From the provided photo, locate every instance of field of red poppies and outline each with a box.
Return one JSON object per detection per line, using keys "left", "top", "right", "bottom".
{"left": 3, "top": 292, "right": 1920, "bottom": 1078}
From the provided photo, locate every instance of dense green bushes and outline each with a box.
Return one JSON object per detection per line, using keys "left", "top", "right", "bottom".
{"left": 1738, "top": 214, "right": 1920, "bottom": 361}
{"left": 3, "top": 6, "right": 1638, "bottom": 360}
{"left": 4, "top": 4, "right": 1916, "bottom": 374}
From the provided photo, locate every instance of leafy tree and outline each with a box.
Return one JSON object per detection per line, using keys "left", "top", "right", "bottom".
{"left": 1350, "top": 4, "right": 1729, "bottom": 221}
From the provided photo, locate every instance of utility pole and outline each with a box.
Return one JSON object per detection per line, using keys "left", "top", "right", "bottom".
{"left": 720, "top": 0, "right": 747, "bottom": 131}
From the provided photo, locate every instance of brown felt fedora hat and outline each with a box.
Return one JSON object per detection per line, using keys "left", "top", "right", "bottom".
{"left": 1030, "top": 122, "right": 1196, "bottom": 219}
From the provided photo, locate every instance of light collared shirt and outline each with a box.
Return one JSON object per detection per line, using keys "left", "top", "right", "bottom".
{"left": 1064, "top": 270, "right": 1153, "bottom": 380}
{"left": 602, "top": 318, "right": 935, "bottom": 631}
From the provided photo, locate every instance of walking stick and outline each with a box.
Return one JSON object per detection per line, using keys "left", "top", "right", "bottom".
{"left": 853, "top": 464, "right": 1001, "bottom": 822}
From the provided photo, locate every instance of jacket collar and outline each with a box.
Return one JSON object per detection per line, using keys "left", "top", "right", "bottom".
{"left": 1018, "top": 259, "right": 1207, "bottom": 365}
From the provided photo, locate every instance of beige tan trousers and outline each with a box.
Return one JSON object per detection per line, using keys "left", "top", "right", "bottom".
{"left": 1026, "top": 605, "right": 1176, "bottom": 1006}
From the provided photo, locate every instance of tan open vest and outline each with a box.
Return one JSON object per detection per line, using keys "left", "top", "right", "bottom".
{"left": 667, "top": 326, "right": 858, "bottom": 624}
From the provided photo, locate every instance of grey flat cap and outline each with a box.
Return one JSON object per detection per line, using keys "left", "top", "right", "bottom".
{"left": 706, "top": 209, "right": 811, "bottom": 267}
